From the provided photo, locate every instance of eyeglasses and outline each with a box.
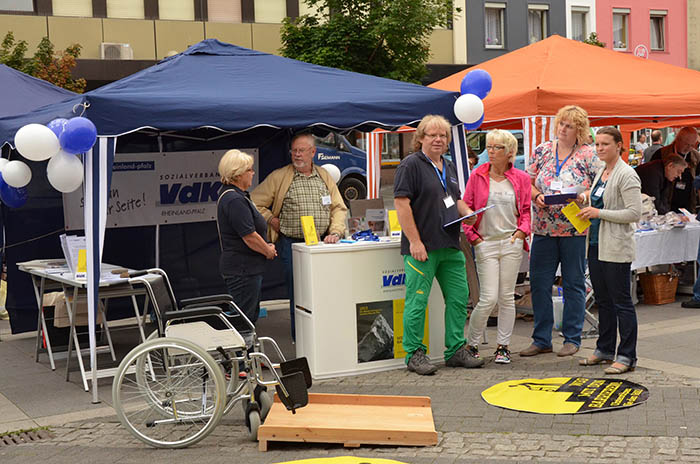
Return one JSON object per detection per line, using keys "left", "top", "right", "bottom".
{"left": 424, "top": 133, "right": 448, "bottom": 140}
{"left": 486, "top": 145, "right": 506, "bottom": 151}
{"left": 290, "top": 147, "right": 312, "bottom": 155}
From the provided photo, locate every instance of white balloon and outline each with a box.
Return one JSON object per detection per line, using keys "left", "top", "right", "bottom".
{"left": 15, "top": 123, "right": 61, "bottom": 161}
{"left": 0, "top": 158, "right": 8, "bottom": 172}
{"left": 320, "top": 163, "right": 341, "bottom": 184}
{"left": 2, "top": 160, "right": 32, "bottom": 187}
{"left": 453, "top": 94, "right": 484, "bottom": 125}
{"left": 47, "top": 150, "right": 83, "bottom": 193}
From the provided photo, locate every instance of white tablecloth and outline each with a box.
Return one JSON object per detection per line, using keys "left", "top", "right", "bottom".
{"left": 631, "top": 224, "right": 700, "bottom": 270}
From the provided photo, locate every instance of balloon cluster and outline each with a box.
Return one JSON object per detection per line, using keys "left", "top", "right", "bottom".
{"left": 0, "top": 117, "right": 97, "bottom": 208}
{"left": 453, "top": 69, "right": 493, "bottom": 130}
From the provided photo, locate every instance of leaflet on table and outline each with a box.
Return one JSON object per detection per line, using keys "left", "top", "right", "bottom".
{"left": 442, "top": 205, "right": 495, "bottom": 228}
{"left": 59, "top": 234, "right": 86, "bottom": 277}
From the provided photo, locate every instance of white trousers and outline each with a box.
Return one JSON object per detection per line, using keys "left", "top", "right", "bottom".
{"left": 467, "top": 237, "right": 524, "bottom": 347}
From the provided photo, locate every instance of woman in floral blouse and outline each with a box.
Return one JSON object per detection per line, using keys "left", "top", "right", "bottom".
{"left": 520, "top": 105, "right": 600, "bottom": 358}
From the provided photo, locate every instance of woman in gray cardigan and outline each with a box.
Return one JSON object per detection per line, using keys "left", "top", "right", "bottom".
{"left": 576, "top": 127, "right": 642, "bottom": 374}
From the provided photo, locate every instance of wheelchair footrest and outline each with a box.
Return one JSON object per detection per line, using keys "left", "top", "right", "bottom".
{"left": 275, "top": 371, "right": 308, "bottom": 414}
{"left": 280, "top": 357, "right": 312, "bottom": 389}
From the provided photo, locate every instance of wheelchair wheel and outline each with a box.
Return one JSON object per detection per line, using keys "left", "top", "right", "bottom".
{"left": 260, "top": 390, "right": 273, "bottom": 420}
{"left": 112, "top": 337, "right": 226, "bottom": 449}
{"left": 247, "top": 410, "right": 261, "bottom": 441}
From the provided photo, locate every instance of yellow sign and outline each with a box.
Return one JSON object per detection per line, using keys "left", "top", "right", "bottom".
{"left": 387, "top": 209, "right": 402, "bottom": 237}
{"left": 300, "top": 215, "right": 318, "bottom": 245}
{"left": 275, "top": 458, "right": 409, "bottom": 464}
{"left": 482, "top": 377, "right": 649, "bottom": 414}
{"left": 561, "top": 202, "right": 590, "bottom": 234}
{"left": 75, "top": 248, "right": 87, "bottom": 280}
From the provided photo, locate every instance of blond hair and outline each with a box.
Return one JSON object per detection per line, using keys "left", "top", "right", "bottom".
{"left": 486, "top": 129, "right": 518, "bottom": 162}
{"left": 218, "top": 149, "right": 253, "bottom": 184}
{"left": 412, "top": 115, "right": 452, "bottom": 151}
{"left": 554, "top": 105, "right": 591, "bottom": 145}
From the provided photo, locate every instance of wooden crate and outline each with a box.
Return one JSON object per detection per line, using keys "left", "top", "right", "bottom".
{"left": 257, "top": 393, "right": 438, "bottom": 451}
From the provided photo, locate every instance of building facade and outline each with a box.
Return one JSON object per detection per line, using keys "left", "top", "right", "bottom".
{"left": 595, "top": 0, "right": 687, "bottom": 67}
{"left": 0, "top": 0, "right": 460, "bottom": 88}
{"left": 565, "top": 0, "right": 596, "bottom": 42}
{"left": 464, "top": 0, "right": 566, "bottom": 63}
{"left": 688, "top": 0, "right": 700, "bottom": 70}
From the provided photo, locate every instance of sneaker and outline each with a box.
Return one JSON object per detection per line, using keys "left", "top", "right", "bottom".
{"left": 494, "top": 345, "right": 511, "bottom": 364}
{"left": 407, "top": 348, "right": 438, "bottom": 375}
{"left": 681, "top": 299, "right": 700, "bottom": 308}
{"left": 466, "top": 344, "right": 481, "bottom": 359}
{"left": 446, "top": 345, "right": 484, "bottom": 368}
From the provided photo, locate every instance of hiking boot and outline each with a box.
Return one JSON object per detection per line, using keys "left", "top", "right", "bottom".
{"left": 446, "top": 345, "right": 484, "bottom": 368}
{"left": 494, "top": 345, "right": 511, "bottom": 364}
{"left": 557, "top": 343, "right": 579, "bottom": 357}
{"left": 519, "top": 343, "right": 552, "bottom": 357}
{"left": 682, "top": 299, "right": 700, "bottom": 308}
{"left": 407, "top": 348, "right": 438, "bottom": 375}
{"left": 466, "top": 344, "right": 481, "bottom": 359}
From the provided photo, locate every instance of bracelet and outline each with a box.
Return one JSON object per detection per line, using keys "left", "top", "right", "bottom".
{"left": 535, "top": 193, "right": 543, "bottom": 202}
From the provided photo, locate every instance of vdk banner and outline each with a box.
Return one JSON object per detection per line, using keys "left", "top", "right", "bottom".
{"left": 64, "top": 149, "right": 258, "bottom": 229}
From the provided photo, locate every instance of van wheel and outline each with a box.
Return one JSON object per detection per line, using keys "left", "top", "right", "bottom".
{"left": 339, "top": 177, "right": 367, "bottom": 204}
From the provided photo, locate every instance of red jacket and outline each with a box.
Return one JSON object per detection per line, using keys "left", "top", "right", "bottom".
{"left": 462, "top": 162, "right": 532, "bottom": 250}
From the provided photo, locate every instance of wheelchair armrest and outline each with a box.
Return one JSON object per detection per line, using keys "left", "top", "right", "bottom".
{"left": 128, "top": 270, "right": 149, "bottom": 278}
{"left": 179, "top": 294, "right": 233, "bottom": 308}
{"left": 162, "top": 306, "right": 223, "bottom": 324}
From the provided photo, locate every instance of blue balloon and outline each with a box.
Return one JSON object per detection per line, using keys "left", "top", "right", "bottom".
{"left": 464, "top": 114, "right": 484, "bottom": 131}
{"left": 59, "top": 117, "right": 97, "bottom": 154}
{"left": 47, "top": 118, "right": 68, "bottom": 138}
{"left": 0, "top": 172, "right": 28, "bottom": 208}
{"left": 460, "top": 69, "right": 493, "bottom": 99}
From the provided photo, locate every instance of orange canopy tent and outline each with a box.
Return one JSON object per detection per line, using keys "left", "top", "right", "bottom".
{"left": 431, "top": 35, "right": 700, "bottom": 129}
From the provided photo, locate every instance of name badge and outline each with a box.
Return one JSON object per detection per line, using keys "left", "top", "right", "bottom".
{"left": 443, "top": 195, "right": 455, "bottom": 208}
{"left": 594, "top": 187, "right": 605, "bottom": 197}
{"left": 321, "top": 195, "right": 331, "bottom": 205}
{"left": 676, "top": 182, "right": 686, "bottom": 190}
{"left": 551, "top": 181, "right": 563, "bottom": 191}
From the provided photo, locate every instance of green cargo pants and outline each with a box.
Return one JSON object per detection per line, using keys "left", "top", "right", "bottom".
{"left": 403, "top": 247, "right": 469, "bottom": 362}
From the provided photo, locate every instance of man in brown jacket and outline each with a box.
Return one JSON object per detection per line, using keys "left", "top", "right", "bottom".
{"left": 650, "top": 127, "right": 700, "bottom": 213}
{"left": 251, "top": 133, "right": 347, "bottom": 339}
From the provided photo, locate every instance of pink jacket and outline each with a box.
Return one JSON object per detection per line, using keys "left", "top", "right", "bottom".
{"left": 462, "top": 162, "right": 532, "bottom": 251}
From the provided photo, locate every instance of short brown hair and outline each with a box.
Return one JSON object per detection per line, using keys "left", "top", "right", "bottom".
{"left": 595, "top": 126, "right": 624, "bottom": 154}
{"left": 412, "top": 115, "right": 452, "bottom": 151}
{"left": 554, "top": 105, "right": 591, "bottom": 145}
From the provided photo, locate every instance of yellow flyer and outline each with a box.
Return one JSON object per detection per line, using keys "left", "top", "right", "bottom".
{"left": 300, "top": 215, "right": 318, "bottom": 245}
{"left": 561, "top": 202, "right": 590, "bottom": 234}
{"left": 75, "top": 248, "right": 87, "bottom": 280}
{"left": 387, "top": 209, "right": 401, "bottom": 237}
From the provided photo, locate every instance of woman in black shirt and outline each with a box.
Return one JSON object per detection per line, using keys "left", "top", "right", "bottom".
{"left": 217, "top": 150, "right": 276, "bottom": 327}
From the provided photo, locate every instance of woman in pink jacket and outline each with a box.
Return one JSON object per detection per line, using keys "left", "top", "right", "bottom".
{"left": 462, "top": 130, "right": 531, "bottom": 364}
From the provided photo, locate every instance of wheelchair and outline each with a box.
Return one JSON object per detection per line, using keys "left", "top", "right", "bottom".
{"left": 111, "top": 269, "right": 310, "bottom": 449}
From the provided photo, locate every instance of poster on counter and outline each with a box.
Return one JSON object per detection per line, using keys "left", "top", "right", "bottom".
{"left": 356, "top": 299, "right": 429, "bottom": 363}
{"left": 63, "top": 149, "right": 258, "bottom": 229}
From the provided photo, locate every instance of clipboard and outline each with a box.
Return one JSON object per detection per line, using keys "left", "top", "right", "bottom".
{"left": 442, "top": 205, "right": 495, "bottom": 228}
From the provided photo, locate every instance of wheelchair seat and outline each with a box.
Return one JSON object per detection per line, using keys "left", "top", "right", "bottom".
{"left": 166, "top": 321, "right": 246, "bottom": 352}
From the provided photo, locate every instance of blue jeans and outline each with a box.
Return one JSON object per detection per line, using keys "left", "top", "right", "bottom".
{"left": 587, "top": 246, "right": 637, "bottom": 367}
{"left": 693, "top": 239, "right": 700, "bottom": 301}
{"left": 224, "top": 274, "right": 263, "bottom": 328}
{"left": 278, "top": 234, "right": 304, "bottom": 341}
{"left": 529, "top": 234, "right": 587, "bottom": 348}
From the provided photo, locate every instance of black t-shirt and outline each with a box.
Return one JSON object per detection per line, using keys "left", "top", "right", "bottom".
{"left": 393, "top": 151, "right": 462, "bottom": 255}
{"left": 217, "top": 185, "right": 268, "bottom": 277}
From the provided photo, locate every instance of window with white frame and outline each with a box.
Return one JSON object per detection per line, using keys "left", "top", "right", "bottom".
{"left": 0, "top": 0, "right": 33, "bottom": 12}
{"left": 650, "top": 10, "right": 666, "bottom": 51}
{"left": 528, "top": 4, "right": 548, "bottom": 44}
{"left": 485, "top": 3, "right": 505, "bottom": 49}
{"left": 571, "top": 6, "right": 589, "bottom": 42}
{"left": 612, "top": 8, "right": 629, "bottom": 50}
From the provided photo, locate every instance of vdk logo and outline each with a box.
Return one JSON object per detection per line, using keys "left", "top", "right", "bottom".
{"left": 160, "top": 181, "right": 222, "bottom": 205}
{"left": 382, "top": 273, "right": 406, "bottom": 287}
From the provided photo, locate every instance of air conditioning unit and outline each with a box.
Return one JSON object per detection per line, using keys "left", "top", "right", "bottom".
{"left": 100, "top": 43, "right": 133, "bottom": 60}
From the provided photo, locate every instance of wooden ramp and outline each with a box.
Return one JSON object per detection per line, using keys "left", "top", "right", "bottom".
{"left": 258, "top": 393, "right": 438, "bottom": 451}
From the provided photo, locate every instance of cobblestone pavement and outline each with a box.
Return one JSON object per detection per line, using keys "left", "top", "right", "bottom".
{"left": 2, "top": 354, "right": 700, "bottom": 463}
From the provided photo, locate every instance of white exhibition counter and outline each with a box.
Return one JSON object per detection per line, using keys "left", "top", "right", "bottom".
{"left": 292, "top": 240, "right": 447, "bottom": 380}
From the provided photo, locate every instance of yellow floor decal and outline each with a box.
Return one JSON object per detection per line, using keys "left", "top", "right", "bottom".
{"left": 482, "top": 376, "right": 649, "bottom": 414}
{"left": 275, "top": 458, "right": 409, "bottom": 464}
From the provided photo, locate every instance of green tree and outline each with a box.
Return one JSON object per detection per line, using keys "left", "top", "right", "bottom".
{"left": 0, "top": 32, "right": 86, "bottom": 93}
{"left": 281, "top": 0, "right": 457, "bottom": 84}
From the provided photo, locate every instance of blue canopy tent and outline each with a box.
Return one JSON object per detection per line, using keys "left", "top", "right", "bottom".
{"left": 0, "top": 39, "right": 468, "bottom": 402}
{"left": 0, "top": 64, "right": 76, "bottom": 118}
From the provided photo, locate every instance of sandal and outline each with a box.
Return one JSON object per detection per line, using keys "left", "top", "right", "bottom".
{"left": 604, "top": 363, "right": 634, "bottom": 374}
{"left": 578, "top": 356, "right": 612, "bottom": 366}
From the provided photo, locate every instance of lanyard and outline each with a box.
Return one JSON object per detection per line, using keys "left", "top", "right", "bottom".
{"left": 425, "top": 153, "right": 447, "bottom": 194}
{"left": 555, "top": 141, "right": 577, "bottom": 177}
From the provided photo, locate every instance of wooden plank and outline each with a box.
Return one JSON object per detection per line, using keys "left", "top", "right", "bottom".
{"left": 259, "top": 393, "right": 437, "bottom": 451}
